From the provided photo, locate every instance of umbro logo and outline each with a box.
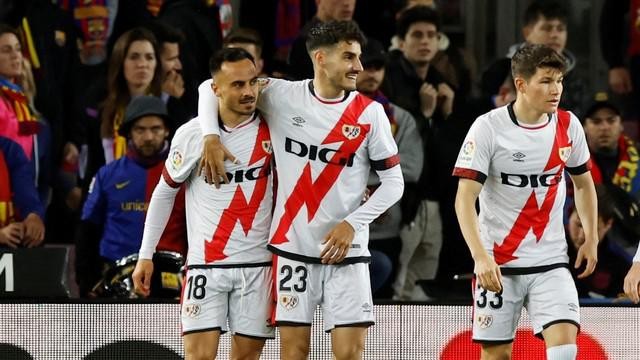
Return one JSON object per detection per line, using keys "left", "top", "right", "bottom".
{"left": 291, "top": 116, "right": 305, "bottom": 127}
{"left": 512, "top": 152, "right": 526, "bottom": 162}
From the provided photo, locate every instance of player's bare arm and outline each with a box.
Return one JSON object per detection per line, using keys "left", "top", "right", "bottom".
{"left": 455, "top": 178, "right": 503, "bottom": 293}
{"left": 132, "top": 259, "right": 154, "bottom": 297}
{"left": 624, "top": 261, "right": 640, "bottom": 304}
{"left": 569, "top": 171, "right": 598, "bottom": 279}
{"left": 321, "top": 221, "right": 356, "bottom": 264}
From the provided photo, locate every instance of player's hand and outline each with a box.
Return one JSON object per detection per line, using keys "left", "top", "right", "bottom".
{"left": 575, "top": 240, "right": 598, "bottom": 279}
{"left": 132, "top": 259, "right": 154, "bottom": 298}
{"left": 321, "top": 221, "right": 355, "bottom": 264}
{"left": 21, "top": 213, "right": 45, "bottom": 248}
{"left": 419, "top": 82, "right": 438, "bottom": 119}
{"left": 0, "top": 222, "right": 24, "bottom": 248}
{"left": 474, "top": 253, "right": 503, "bottom": 293}
{"left": 162, "top": 70, "right": 185, "bottom": 99}
{"left": 624, "top": 262, "right": 640, "bottom": 304}
{"left": 608, "top": 67, "right": 632, "bottom": 94}
{"left": 198, "top": 134, "right": 238, "bottom": 188}
{"left": 437, "top": 83, "right": 455, "bottom": 118}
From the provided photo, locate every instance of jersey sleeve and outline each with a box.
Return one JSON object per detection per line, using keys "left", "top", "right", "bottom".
{"left": 452, "top": 116, "right": 494, "bottom": 184}
{"left": 198, "top": 79, "right": 220, "bottom": 136}
{"left": 366, "top": 101, "right": 400, "bottom": 170}
{"left": 565, "top": 112, "right": 591, "bottom": 174}
{"left": 634, "top": 244, "right": 640, "bottom": 263}
{"left": 80, "top": 170, "right": 106, "bottom": 224}
{"left": 163, "top": 122, "right": 202, "bottom": 186}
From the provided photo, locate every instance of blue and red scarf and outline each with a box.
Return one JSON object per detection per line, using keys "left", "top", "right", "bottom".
{"left": 0, "top": 77, "right": 39, "bottom": 135}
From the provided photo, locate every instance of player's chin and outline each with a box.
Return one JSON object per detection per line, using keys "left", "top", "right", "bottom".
{"left": 342, "top": 79, "right": 357, "bottom": 91}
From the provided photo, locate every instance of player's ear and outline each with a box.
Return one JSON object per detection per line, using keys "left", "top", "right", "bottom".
{"left": 514, "top": 76, "right": 527, "bottom": 94}
{"left": 211, "top": 79, "right": 221, "bottom": 97}
{"left": 312, "top": 48, "right": 324, "bottom": 66}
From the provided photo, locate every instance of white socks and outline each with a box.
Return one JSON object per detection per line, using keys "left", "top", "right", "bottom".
{"left": 546, "top": 344, "right": 577, "bottom": 360}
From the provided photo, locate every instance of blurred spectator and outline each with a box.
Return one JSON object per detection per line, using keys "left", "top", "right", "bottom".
{"left": 482, "top": 0, "right": 587, "bottom": 116}
{"left": 144, "top": 20, "right": 196, "bottom": 130}
{"left": 78, "top": 27, "right": 162, "bottom": 191}
{"left": 599, "top": 0, "right": 640, "bottom": 104}
{"left": 568, "top": 184, "right": 629, "bottom": 299}
{"left": 76, "top": 96, "right": 186, "bottom": 296}
{"left": 158, "top": 0, "right": 224, "bottom": 86}
{"left": 0, "top": 136, "right": 45, "bottom": 248}
{"left": 389, "top": 0, "right": 473, "bottom": 100}
{"left": 288, "top": 0, "right": 357, "bottom": 79}
{"left": 381, "top": 5, "right": 455, "bottom": 289}
{"left": 579, "top": 96, "right": 640, "bottom": 261}
{"left": 223, "top": 27, "right": 266, "bottom": 76}
{"left": 357, "top": 38, "right": 423, "bottom": 298}
{"left": 0, "top": 24, "right": 53, "bottom": 203}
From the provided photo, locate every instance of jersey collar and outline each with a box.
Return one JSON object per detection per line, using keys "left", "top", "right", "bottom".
{"left": 308, "top": 80, "right": 351, "bottom": 104}
{"left": 507, "top": 101, "right": 552, "bottom": 129}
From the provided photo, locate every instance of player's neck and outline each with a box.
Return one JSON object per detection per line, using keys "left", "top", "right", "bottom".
{"left": 218, "top": 106, "right": 253, "bottom": 129}
{"left": 513, "top": 98, "right": 548, "bottom": 125}
{"left": 312, "top": 78, "right": 345, "bottom": 100}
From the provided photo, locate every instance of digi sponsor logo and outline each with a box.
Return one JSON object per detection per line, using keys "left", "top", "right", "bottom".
{"left": 171, "top": 150, "right": 183, "bottom": 170}
{"left": 280, "top": 294, "right": 299, "bottom": 310}
{"left": 476, "top": 314, "right": 493, "bottom": 329}
{"left": 342, "top": 125, "right": 361, "bottom": 140}
{"left": 182, "top": 304, "right": 201, "bottom": 318}
{"left": 285, "top": 137, "right": 356, "bottom": 167}
{"left": 500, "top": 173, "right": 561, "bottom": 188}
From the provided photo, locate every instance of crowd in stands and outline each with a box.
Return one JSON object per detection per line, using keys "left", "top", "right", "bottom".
{"left": 0, "top": 0, "right": 638, "bottom": 301}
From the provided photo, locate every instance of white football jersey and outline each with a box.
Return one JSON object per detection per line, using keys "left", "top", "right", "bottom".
{"left": 258, "top": 79, "right": 399, "bottom": 262}
{"left": 453, "top": 104, "right": 590, "bottom": 268}
{"left": 164, "top": 115, "right": 273, "bottom": 266}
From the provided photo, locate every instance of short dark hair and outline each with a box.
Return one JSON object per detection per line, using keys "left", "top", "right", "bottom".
{"left": 143, "top": 20, "right": 185, "bottom": 45}
{"left": 0, "top": 23, "right": 20, "bottom": 40}
{"left": 209, "top": 47, "right": 255, "bottom": 75}
{"left": 511, "top": 44, "right": 566, "bottom": 80}
{"left": 396, "top": 5, "right": 441, "bottom": 38}
{"left": 523, "top": 0, "right": 568, "bottom": 27}
{"left": 224, "top": 27, "right": 263, "bottom": 56}
{"left": 305, "top": 20, "right": 366, "bottom": 53}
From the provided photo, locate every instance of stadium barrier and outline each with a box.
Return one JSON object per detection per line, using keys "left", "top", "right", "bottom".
{"left": 0, "top": 301, "right": 638, "bottom": 359}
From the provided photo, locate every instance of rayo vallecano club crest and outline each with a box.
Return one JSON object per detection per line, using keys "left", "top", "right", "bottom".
{"left": 559, "top": 145, "right": 572, "bottom": 162}
{"left": 262, "top": 140, "right": 272, "bottom": 154}
{"left": 280, "top": 294, "right": 299, "bottom": 310}
{"left": 342, "top": 125, "right": 361, "bottom": 140}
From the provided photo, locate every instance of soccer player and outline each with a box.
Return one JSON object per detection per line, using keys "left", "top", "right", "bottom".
{"left": 453, "top": 44, "right": 598, "bottom": 360}
{"left": 198, "top": 21, "right": 404, "bottom": 360}
{"left": 132, "top": 48, "right": 274, "bottom": 360}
